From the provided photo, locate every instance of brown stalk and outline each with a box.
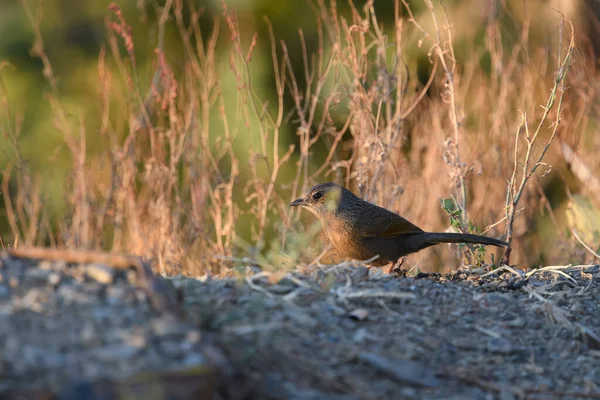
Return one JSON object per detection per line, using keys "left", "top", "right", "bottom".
{"left": 503, "top": 20, "right": 575, "bottom": 265}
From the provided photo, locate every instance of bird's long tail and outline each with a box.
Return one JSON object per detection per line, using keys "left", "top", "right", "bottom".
{"left": 426, "top": 232, "right": 508, "bottom": 248}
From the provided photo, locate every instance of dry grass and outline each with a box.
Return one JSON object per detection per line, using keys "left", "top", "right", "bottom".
{"left": 0, "top": 0, "right": 598, "bottom": 275}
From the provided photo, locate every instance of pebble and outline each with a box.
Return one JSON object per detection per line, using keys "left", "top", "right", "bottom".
{"left": 85, "top": 264, "right": 114, "bottom": 284}
{"left": 151, "top": 316, "right": 190, "bottom": 337}
{"left": 38, "top": 260, "right": 54, "bottom": 271}
{"left": 126, "top": 269, "right": 138, "bottom": 285}
{"left": 126, "top": 332, "right": 148, "bottom": 349}
{"left": 185, "top": 330, "right": 202, "bottom": 344}
{"left": 20, "top": 289, "right": 45, "bottom": 312}
{"left": 48, "top": 272, "right": 61, "bottom": 286}
{"left": 487, "top": 338, "right": 515, "bottom": 354}
{"left": 269, "top": 282, "right": 296, "bottom": 294}
{"left": 26, "top": 268, "right": 52, "bottom": 281}
{"left": 506, "top": 317, "right": 526, "bottom": 328}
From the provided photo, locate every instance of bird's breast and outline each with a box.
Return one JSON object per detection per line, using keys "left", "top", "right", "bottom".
{"left": 324, "top": 218, "right": 377, "bottom": 262}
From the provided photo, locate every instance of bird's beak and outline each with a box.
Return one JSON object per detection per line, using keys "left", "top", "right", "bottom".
{"left": 289, "top": 197, "right": 306, "bottom": 207}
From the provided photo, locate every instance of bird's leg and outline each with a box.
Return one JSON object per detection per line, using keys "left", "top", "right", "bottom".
{"left": 384, "top": 263, "right": 394, "bottom": 274}
{"left": 384, "top": 257, "right": 405, "bottom": 274}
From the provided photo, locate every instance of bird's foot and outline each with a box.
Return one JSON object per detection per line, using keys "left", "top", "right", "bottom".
{"left": 384, "top": 257, "right": 405, "bottom": 274}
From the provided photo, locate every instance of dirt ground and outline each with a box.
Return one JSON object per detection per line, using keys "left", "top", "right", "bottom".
{"left": 1, "top": 250, "right": 599, "bottom": 399}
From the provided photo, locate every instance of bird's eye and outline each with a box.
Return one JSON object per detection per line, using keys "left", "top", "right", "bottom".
{"left": 312, "top": 192, "right": 322, "bottom": 200}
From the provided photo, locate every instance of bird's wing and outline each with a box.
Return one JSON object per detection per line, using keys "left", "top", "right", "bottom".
{"left": 357, "top": 209, "right": 424, "bottom": 238}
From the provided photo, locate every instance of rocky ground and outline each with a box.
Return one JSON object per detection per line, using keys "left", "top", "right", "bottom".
{"left": 1, "top": 249, "right": 599, "bottom": 399}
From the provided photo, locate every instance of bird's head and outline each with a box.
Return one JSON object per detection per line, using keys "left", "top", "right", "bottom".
{"left": 289, "top": 182, "right": 346, "bottom": 218}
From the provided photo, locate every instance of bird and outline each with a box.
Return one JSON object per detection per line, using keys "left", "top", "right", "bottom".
{"left": 289, "top": 182, "right": 508, "bottom": 267}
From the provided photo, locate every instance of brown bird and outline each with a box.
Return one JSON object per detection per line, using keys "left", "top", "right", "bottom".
{"left": 290, "top": 182, "right": 507, "bottom": 266}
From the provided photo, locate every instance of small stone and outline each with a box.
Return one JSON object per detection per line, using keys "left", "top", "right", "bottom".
{"left": 487, "top": 338, "right": 514, "bottom": 354}
{"left": 122, "top": 329, "right": 147, "bottom": 349}
{"left": 349, "top": 308, "right": 369, "bottom": 321}
{"left": 126, "top": 269, "right": 137, "bottom": 285}
{"left": 506, "top": 317, "right": 525, "bottom": 328}
{"left": 268, "top": 282, "right": 296, "bottom": 294}
{"left": 21, "top": 289, "right": 45, "bottom": 312}
{"left": 130, "top": 334, "right": 148, "bottom": 349}
{"left": 48, "top": 272, "right": 61, "bottom": 286}
{"left": 185, "top": 330, "right": 202, "bottom": 344}
{"left": 353, "top": 327, "right": 379, "bottom": 343}
{"left": 85, "top": 264, "right": 114, "bottom": 284}
{"left": 135, "top": 290, "right": 148, "bottom": 303}
{"left": 151, "top": 316, "right": 189, "bottom": 337}
{"left": 38, "top": 260, "right": 54, "bottom": 270}
{"left": 25, "top": 268, "right": 52, "bottom": 281}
